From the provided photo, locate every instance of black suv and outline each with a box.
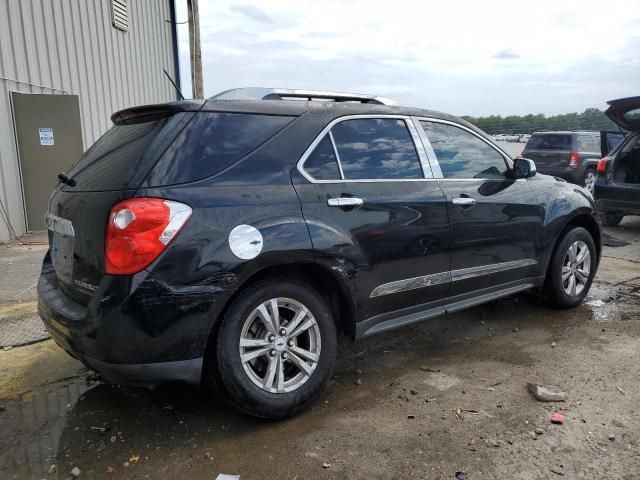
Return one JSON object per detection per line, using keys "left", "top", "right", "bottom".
{"left": 39, "top": 88, "right": 601, "bottom": 418}
{"left": 521, "top": 131, "right": 604, "bottom": 191}
{"left": 594, "top": 96, "right": 640, "bottom": 226}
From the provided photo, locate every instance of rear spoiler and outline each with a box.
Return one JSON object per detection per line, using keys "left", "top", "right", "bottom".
{"left": 111, "top": 100, "right": 204, "bottom": 125}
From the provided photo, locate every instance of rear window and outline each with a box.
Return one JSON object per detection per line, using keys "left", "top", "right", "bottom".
{"left": 65, "top": 118, "right": 174, "bottom": 191}
{"left": 526, "top": 134, "right": 572, "bottom": 150}
{"left": 146, "top": 113, "right": 293, "bottom": 186}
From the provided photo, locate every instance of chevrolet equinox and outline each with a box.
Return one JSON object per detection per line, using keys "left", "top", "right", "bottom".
{"left": 39, "top": 88, "right": 601, "bottom": 418}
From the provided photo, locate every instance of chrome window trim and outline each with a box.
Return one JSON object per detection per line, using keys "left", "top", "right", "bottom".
{"left": 413, "top": 116, "right": 515, "bottom": 180}
{"left": 370, "top": 258, "right": 538, "bottom": 298}
{"left": 405, "top": 118, "right": 434, "bottom": 178}
{"left": 328, "top": 130, "right": 345, "bottom": 180}
{"left": 297, "top": 114, "right": 432, "bottom": 184}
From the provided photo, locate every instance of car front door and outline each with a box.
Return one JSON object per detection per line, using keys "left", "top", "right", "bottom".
{"left": 292, "top": 116, "right": 450, "bottom": 331}
{"left": 416, "top": 118, "right": 543, "bottom": 308}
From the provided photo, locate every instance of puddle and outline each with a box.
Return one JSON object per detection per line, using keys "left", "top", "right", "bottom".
{"left": 0, "top": 374, "right": 98, "bottom": 479}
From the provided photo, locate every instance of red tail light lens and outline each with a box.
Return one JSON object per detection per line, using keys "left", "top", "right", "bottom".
{"left": 597, "top": 157, "right": 609, "bottom": 174}
{"left": 105, "top": 198, "right": 192, "bottom": 275}
{"left": 569, "top": 151, "right": 580, "bottom": 167}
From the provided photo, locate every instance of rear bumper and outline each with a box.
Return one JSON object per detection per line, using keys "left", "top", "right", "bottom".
{"left": 595, "top": 182, "right": 640, "bottom": 215}
{"left": 37, "top": 257, "right": 233, "bottom": 386}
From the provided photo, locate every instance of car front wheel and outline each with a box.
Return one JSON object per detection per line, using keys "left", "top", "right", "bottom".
{"left": 214, "top": 279, "right": 337, "bottom": 419}
{"left": 546, "top": 227, "right": 597, "bottom": 308}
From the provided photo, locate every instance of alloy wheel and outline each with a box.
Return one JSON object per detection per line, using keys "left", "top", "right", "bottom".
{"left": 583, "top": 170, "right": 596, "bottom": 194}
{"left": 239, "top": 297, "right": 321, "bottom": 393}
{"left": 562, "top": 240, "right": 591, "bottom": 296}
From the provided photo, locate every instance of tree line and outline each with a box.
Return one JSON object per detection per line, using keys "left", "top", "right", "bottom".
{"left": 461, "top": 108, "right": 618, "bottom": 134}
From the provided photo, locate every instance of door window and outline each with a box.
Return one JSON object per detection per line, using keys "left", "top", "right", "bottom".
{"left": 304, "top": 135, "right": 341, "bottom": 180}
{"left": 420, "top": 121, "right": 508, "bottom": 179}
{"left": 330, "top": 118, "right": 423, "bottom": 180}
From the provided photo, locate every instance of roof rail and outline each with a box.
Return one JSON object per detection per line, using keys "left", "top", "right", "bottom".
{"left": 211, "top": 87, "right": 395, "bottom": 105}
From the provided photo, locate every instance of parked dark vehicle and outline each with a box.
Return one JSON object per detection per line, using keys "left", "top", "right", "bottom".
{"left": 594, "top": 96, "right": 640, "bottom": 226}
{"left": 38, "top": 88, "right": 601, "bottom": 418}
{"left": 521, "top": 131, "right": 607, "bottom": 191}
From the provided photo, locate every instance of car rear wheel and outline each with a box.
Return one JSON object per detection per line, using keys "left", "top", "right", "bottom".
{"left": 546, "top": 227, "right": 596, "bottom": 308}
{"left": 601, "top": 213, "right": 624, "bottom": 227}
{"left": 214, "top": 279, "right": 337, "bottom": 419}
{"left": 582, "top": 168, "right": 596, "bottom": 193}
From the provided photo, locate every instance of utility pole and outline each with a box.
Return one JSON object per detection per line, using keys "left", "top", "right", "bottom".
{"left": 186, "top": 0, "right": 203, "bottom": 99}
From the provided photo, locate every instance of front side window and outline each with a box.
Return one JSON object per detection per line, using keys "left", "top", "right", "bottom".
{"left": 330, "top": 118, "right": 423, "bottom": 180}
{"left": 420, "top": 121, "right": 508, "bottom": 179}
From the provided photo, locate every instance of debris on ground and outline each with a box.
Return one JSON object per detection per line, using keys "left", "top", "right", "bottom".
{"left": 587, "top": 299, "right": 606, "bottom": 307}
{"left": 617, "top": 386, "right": 628, "bottom": 395}
{"left": 527, "top": 383, "right": 567, "bottom": 402}
{"left": 608, "top": 434, "right": 616, "bottom": 441}
{"left": 129, "top": 455, "right": 140, "bottom": 464}
{"left": 420, "top": 366, "right": 440, "bottom": 372}
{"left": 216, "top": 475, "right": 240, "bottom": 480}
{"left": 354, "top": 378, "right": 362, "bottom": 385}
{"left": 354, "top": 369, "right": 362, "bottom": 375}
{"left": 70, "top": 466, "right": 81, "bottom": 477}
{"left": 453, "top": 408, "right": 463, "bottom": 420}
{"left": 551, "top": 341, "right": 557, "bottom": 348}
{"left": 0, "top": 405, "right": 5, "bottom": 412}
{"left": 407, "top": 414, "right": 415, "bottom": 419}
{"left": 106, "top": 466, "right": 114, "bottom": 473}
{"left": 534, "top": 427, "right": 544, "bottom": 435}
{"left": 455, "top": 472, "right": 467, "bottom": 480}
{"left": 48, "top": 464, "right": 57, "bottom": 474}
{"left": 322, "top": 462, "right": 331, "bottom": 469}
{"left": 550, "top": 411, "right": 566, "bottom": 424}
{"left": 91, "top": 426, "right": 108, "bottom": 434}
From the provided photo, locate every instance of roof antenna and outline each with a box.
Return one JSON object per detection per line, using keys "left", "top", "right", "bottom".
{"left": 163, "top": 68, "right": 185, "bottom": 100}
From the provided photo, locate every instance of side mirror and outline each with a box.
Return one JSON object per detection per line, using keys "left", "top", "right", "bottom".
{"left": 512, "top": 157, "right": 536, "bottom": 179}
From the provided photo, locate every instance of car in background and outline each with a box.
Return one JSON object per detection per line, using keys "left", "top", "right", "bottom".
{"left": 594, "top": 96, "right": 640, "bottom": 226}
{"left": 521, "top": 131, "right": 604, "bottom": 191}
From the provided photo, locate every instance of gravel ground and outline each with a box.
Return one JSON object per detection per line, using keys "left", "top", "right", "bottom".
{"left": 0, "top": 220, "right": 639, "bottom": 479}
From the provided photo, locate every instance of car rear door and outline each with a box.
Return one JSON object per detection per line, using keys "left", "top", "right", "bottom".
{"left": 416, "top": 118, "right": 543, "bottom": 308}
{"left": 292, "top": 115, "right": 450, "bottom": 325}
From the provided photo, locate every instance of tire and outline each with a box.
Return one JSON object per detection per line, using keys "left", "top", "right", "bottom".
{"left": 214, "top": 279, "right": 337, "bottom": 419}
{"left": 546, "top": 227, "right": 597, "bottom": 309}
{"left": 582, "top": 167, "right": 596, "bottom": 193}
{"left": 601, "top": 213, "right": 624, "bottom": 227}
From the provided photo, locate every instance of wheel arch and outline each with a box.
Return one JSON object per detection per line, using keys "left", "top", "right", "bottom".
{"left": 543, "top": 212, "right": 602, "bottom": 288}
{"left": 202, "top": 261, "right": 356, "bottom": 383}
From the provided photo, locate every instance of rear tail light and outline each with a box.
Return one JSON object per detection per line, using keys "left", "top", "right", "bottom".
{"left": 105, "top": 198, "right": 192, "bottom": 275}
{"left": 568, "top": 151, "right": 580, "bottom": 167}
{"left": 597, "top": 157, "right": 609, "bottom": 174}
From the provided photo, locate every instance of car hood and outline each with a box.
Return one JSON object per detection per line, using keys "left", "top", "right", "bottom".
{"left": 605, "top": 96, "right": 640, "bottom": 133}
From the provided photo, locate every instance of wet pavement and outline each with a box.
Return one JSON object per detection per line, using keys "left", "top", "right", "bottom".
{"left": 1, "top": 220, "right": 639, "bottom": 479}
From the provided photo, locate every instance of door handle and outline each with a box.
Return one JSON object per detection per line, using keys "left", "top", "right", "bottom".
{"left": 451, "top": 197, "right": 476, "bottom": 206}
{"left": 327, "top": 196, "right": 364, "bottom": 207}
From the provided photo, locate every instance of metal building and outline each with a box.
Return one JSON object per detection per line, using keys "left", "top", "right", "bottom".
{"left": 0, "top": 0, "right": 180, "bottom": 242}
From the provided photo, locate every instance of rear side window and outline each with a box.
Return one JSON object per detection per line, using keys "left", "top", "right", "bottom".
{"left": 147, "top": 113, "right": 293, "bottom": 186}
{"left": 66, "top": 119, "right": 170, "bottom": 191}
{"left": 304, "top": 136, "right": 341, "bottom": 180}
{"left": 420, "top": 121, "right": 507, "bottom": 179}
{"left": 330, "top": 118, "right": 423, "bottom": 180}
{"left": 526, "top": 134, "right": 572, "bottom": 150}
{"left": 577, "top": 135, "right": 596, "bottom": 151}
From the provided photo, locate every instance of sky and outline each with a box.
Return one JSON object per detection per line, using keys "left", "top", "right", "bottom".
{"left": 174, "top": 0, "right": 639, "bottom": 117}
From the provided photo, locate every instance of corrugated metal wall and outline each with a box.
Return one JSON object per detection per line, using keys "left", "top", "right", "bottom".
{"left": 0, "top": 0, "right": 179, "bottom": 241}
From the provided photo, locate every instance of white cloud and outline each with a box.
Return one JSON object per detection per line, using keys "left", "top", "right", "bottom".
{"left": 175, "top": 0, "right": 640, "bottom": 115}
